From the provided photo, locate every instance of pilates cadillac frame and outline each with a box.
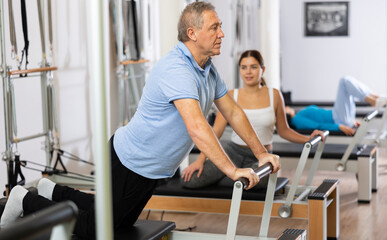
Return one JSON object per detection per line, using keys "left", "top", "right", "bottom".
{"left": 0, "top": 1, "right": 94, "bottom": 195}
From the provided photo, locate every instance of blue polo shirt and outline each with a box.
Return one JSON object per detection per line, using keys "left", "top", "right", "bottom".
{"left": 113, "top": 42, "right": 228, "bottom": 179}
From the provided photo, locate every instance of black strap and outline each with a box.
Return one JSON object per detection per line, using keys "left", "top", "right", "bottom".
{"left": 130, "top": 0, "right": 140, "bottom": 60}
{"left": 20, "top": 0, "right": 29, "bottom": 77}
{"left": 7, "top": 159, "right": 15, "bottom": 192}
{"left": 14, "top": 155, "right": 25, "bottom": 185}
{"left": 6, "top": 155, "right": 26, "bottom": 194}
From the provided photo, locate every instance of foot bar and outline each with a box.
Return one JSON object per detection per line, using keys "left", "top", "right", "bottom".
{"left": 277, "top": 229, "right": 307, "bottom": 240}
{"left": 120, "top": 59, "right": 149, "bottom": 65}
{"left": 8, "top": 66, "right": 58, "bottom": 76}
{"left": 336, "top": 110, "right": 378, "bottom": 171}
{"left": 308, "top": 179, "right": 339, "bottom": 200}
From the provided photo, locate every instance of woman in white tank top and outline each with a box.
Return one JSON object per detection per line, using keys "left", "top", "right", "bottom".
{"left": 182, "top": 50, "right": 323, "bottom": 189}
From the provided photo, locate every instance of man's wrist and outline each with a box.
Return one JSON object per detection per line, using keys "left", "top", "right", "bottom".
{"left": 257, "top": 150, "right": 269, "bottom": 160}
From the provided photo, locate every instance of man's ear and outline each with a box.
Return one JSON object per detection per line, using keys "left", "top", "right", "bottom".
{"left": 187, "top": 27, "right": 197, "bottom": 41}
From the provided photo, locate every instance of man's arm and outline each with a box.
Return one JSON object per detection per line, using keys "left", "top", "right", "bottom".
{"left": 214, "top": 94, "right": 280, "bottom": 172}
{"left": 174, "top": 98, "right": 259, "bottom": 189}
{"left": 181, "top": 106, "right": 229, "bottom": 182}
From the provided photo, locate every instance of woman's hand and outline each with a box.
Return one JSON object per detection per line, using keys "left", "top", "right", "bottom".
{"left": 181, "top": 160, "right": 205, "bottom": 182}
{"left": 339, "top": 125, "right": 355, "bottom": 135}
{"left": 309, "top": 129, "right": 326, "bottom": 141}
{"left": 354, "top": 120, "right": 361, "bottom": 128}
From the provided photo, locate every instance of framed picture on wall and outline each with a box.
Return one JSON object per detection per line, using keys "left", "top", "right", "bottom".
{"left": 304, "top": 2, "right": 349, "bottom": 36}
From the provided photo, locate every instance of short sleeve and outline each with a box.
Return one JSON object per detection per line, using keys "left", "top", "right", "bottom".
{"left": 212, "top": 65, "right": 228, "bottom": 99}
{"left": 159, "top": 64, "right": 200, "bottom": 103}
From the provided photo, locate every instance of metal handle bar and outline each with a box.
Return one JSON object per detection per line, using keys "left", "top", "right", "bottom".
{"left": 365, "top": 110, "right": 378, "bottom": 122}
{"left": 237, "top": 162, "right": 273, "bottom": 188}
{"left": 0, "top": 201, "right": 78, "bottom": 240}
{"left": 307, "top": 130, "right": 329, "bottom": 148}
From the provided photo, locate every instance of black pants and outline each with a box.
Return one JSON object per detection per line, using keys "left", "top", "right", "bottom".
{"left": 23, "top": 135, "right": 158, "bottom": 239}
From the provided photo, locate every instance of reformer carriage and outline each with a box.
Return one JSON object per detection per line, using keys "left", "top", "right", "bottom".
{"left": 145, "top": 132, "right": 340, "bottom": 240}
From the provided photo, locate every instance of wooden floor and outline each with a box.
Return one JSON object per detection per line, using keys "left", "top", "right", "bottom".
{"left": 139, "top": 147, "right": 387, "bottom": 239}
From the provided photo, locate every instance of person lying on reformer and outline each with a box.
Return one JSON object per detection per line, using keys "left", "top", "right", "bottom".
{"left": 182, "top": 50, "right": 324, "bottom": 189}
{"left": 285, "top": 76, "right": 387, "bottom": 136}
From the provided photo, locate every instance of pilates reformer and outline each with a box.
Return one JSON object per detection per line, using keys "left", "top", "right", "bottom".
{"left": 151, "top": 162, "right": 308, "bottom": 240}
{"left": 278, "top": 107, "right": 387, "bottom": 148}
{"left": 273, "top": 111, "right": 379, "bottom": 202}
{"left": 282, "top": 92, "right": 387, "bottom": 147}
{"left": 146, "top": 132, "right": 340, "bottom": 240}
{"left": 274, "top": 142, "right": 377, "bottom": 203}
{"left": 0, "top": 0, "right": 96, "bottom": 194}
{"left": 275, "top": 110, "right": 381, "bottom": 168}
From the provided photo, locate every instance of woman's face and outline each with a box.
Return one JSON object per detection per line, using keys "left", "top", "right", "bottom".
{"left": 239, "top": 56, "right": 264, "bottom": 87}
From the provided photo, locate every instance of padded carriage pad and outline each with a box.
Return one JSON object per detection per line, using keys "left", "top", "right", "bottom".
{"left": 273, "top": 142, "right": 375, "bottom": 160}
{"left": 115, "top": 220, "right": 176, "bottom": 240}
{"left": 288, "top": 101, "right": 369, "bottom": 107}
{"left": 153, "top": 177, "right": 289, "bottom": 201}
{"left": 292, "top": 129, "right": 350, "bottom": 136}
{"left": 288, "top": 101, "right": 381, "bottom": 118}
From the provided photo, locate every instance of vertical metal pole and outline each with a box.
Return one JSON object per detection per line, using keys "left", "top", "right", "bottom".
{"left": 37, "top": 0, "right": 53, "bottom": 168}
{"left": 117, "top": 0, "right": 123, "bottom": 62}
{"left": 87, "top": 0, "right": 113, "bottom": 239}
{"left": 225, "top": 181, "right": 243, "bottom": 240}
{"left": 259, "top": 172, "right": 277, "bottom": 237}
{"left": 116, "top": 0, "right": 125, "bottom": 125}
{"left": 1, "top": 0, "right": 14, "bottom": 194}
{"left": 41, "top": 71, "right": 52, "bottom": 167}
{"left": 37, "top": 0, "right": 47, "bottom": 66}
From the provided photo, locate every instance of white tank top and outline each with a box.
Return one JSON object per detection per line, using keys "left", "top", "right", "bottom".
{"left": 231, "top": 88, "right": 276, "bottom": 146}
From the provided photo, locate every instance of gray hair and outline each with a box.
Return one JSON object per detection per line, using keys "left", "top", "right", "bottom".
{"left": 177, "top": 2, "right": 215, "bottom": 42}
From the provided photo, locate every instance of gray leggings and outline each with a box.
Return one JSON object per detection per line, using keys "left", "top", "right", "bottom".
{"left": 183, "top": 140, "right": 269, "bottom": 189}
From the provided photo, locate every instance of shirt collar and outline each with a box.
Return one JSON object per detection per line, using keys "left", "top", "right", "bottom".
{"left": 177, "top": 41, "right": 212, "bottom": 73}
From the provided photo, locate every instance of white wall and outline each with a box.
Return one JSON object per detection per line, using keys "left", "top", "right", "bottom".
{"left": 259, "top": 0, "right": 280, "bottom": 89}
{"left": 280, "top": 0, "right": 387, "bottom": 101}
{"left": 159, "top": 0, "right": 184, "bottom": 57}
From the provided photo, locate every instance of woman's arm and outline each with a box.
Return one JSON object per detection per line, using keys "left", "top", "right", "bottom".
{"left": 274, "top": 89, "right": 323, "bottom": 143}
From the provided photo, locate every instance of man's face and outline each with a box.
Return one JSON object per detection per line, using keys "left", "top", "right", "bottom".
{"left": 194, "top": 10, "right": 224, "bottom": 58}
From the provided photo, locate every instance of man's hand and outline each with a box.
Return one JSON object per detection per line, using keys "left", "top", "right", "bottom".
{"left": 339, "top": 125, "right": 355, "bottom": 135}
{"left": 257, "top": 152, "right": 280, "bottom": 173}
{"left": 181, "top": 161, "right": 205, "bottom": 182}
{"left": 232, "top": 168, "right": 260, "bottom": 190}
